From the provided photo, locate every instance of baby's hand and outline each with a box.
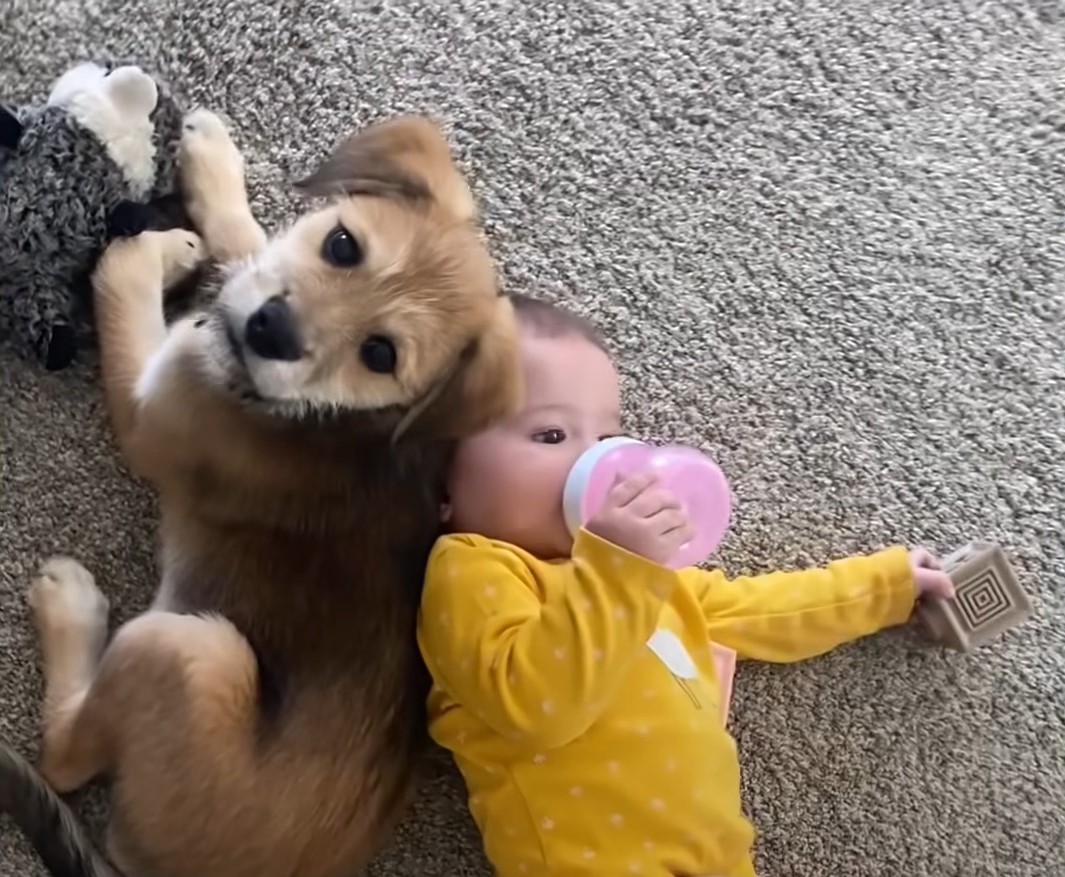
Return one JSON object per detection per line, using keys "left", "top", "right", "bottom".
{"left": 586, "top": 472, "right": 692, "bottom": 567}
{"left": 909, "top": 547, "right": 955, "bottom": 600}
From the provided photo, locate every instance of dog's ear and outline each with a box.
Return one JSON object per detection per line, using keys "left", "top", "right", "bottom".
{"left": 396, "top": 296, "right": 523, "bottom": 442}
{"left": 0, "top": 106, "right": 23, "bottom": 150}
{"left": 295, "top": 115, "right": 476, "bottom": 222}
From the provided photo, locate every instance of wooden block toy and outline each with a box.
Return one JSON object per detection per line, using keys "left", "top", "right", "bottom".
{"left": 918, "top": 542, "right": 1032, "bottom": 651}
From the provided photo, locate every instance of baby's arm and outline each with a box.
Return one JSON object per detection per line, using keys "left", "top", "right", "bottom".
{"left": 683, "top": 547, "right": 917, "bottom": 662}
{"left": 418, "top": 531, "right": 678, "bottom": 749}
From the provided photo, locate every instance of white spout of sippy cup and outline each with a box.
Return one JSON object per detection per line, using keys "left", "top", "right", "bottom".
{"left": 562, "top": 436, "right": 644, "bottom": 535}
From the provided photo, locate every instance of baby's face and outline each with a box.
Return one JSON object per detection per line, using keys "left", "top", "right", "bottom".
{"left": 446, "top": 329, "right": 622, "bottom": 559}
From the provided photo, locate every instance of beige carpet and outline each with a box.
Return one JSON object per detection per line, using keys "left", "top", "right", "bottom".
{"left": 2, "top": 1, "right": 1064, "bottom": 875}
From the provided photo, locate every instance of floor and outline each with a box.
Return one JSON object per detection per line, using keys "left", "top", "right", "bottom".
{"left": 1, "top": 1, "right": 1063, "bottom": 874}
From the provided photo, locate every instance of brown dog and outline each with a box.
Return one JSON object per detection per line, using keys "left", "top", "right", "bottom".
{"left": 0, "top": 109, "right": 521, "bottom": 877}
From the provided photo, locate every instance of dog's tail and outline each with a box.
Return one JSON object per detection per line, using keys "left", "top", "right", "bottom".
{"left": 0, "top": 738, "right": 121, "bottom": 877}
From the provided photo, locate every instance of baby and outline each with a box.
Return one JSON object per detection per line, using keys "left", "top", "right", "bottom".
{"left": 417, "top": 294, "right": 955, "bottom": 877}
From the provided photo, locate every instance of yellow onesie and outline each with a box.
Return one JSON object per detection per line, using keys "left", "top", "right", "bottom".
{"left": 417, "top": 529, "right": 916, "bottom": 877}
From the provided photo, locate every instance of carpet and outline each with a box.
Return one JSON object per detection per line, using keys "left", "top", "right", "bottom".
{"left": 1, "top": 1, "right": 1063, "bottom": 875}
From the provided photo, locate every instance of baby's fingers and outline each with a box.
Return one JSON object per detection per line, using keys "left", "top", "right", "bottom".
{"left": 916, "top": 568, "right": 955, "bottom": 600}
{"left": 909, "top": 547, "right": 942, "bottom": 570}
{"left": 653, "top": 509, "right": 690, "bottom": 538}
{"left": 607, "top": 471, "right": 658, "bottom": 508}
{"left": 628, "top": 486, "right": 681, "bottom": 519}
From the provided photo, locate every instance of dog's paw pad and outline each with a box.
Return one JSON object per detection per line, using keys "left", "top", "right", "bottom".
{"left": 161, "top": 227, "right": 204, "bottom": 257}
{"left": 158, "top": 229, "right": 206, "bottom": 287}
{"left": 29, "top": 558, "right": 109, "bottom": 637}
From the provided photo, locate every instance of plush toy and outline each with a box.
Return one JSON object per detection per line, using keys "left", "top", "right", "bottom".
{"left": 0, "top": 61, "right": 186, "bottom": 370}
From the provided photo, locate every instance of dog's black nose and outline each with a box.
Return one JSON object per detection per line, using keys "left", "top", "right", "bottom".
{"left": 245, "top": 296, "right": 303, "bottom": 361}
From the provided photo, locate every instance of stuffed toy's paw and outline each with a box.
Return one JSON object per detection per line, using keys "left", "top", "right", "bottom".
{"left": 40, "top": 323, "right": 77, "bottom": 371}
{"left": 0, "top": 106, "right": 22, "bottom": 150}
{"left": 107, "top": 200, "right": 153, "bottom": 239}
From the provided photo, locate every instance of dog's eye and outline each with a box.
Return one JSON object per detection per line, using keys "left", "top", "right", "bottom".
{"left": 323, "top": 226, "right": 363, "bottom": 267}
{"left": 360, "top": 335, "right": 397, "bottom": 374}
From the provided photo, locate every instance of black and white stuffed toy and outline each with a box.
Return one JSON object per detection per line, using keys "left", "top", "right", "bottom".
{"left": 0, "top": 61, "right": 186, "bottom": 370}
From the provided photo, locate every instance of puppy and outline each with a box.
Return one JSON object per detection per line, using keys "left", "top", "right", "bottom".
{"left": 0, "top": 109, "right": 521, "bottom": 877}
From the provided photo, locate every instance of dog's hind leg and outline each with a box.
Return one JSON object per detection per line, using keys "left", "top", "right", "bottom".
{"left": 180, "top": 109, "right": 267, "bottom": 263}
{"left": 26, "top": 557, "right": 262, "bottom": 875}
{"left": 27, "top": 558, "right": 112, "bottom": 791}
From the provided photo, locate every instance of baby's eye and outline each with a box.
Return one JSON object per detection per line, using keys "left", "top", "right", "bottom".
{"left": 532, "top": 428, "right": 567, "bottom": 444}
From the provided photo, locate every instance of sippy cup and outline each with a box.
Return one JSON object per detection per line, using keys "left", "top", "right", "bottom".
{"left": 562, "top": 436, "right": 732, "bottom": 570}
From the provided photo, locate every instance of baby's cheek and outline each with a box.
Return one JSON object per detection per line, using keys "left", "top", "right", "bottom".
{"left": 529, "top": 459, "right": 571, "bottom": 511}
{"left": 494, "top": 463, "right": 552, "bottom": 522}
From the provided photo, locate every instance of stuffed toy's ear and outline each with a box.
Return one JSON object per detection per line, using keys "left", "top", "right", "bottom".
{"left": 0, "top": 106, "right": 23, "bottom": 150}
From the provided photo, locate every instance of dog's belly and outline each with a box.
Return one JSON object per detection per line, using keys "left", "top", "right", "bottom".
{"left": 153, "top": 549, "right": 429, "bottom": 716}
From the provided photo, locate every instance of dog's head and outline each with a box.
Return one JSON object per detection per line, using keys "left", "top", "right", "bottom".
{"left": 209, "top": 116, "right": 520, "bottom": 439}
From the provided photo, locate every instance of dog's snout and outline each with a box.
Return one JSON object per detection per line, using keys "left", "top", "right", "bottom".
{"left": 245, "top": 296, "right": 303, "bottom": 362}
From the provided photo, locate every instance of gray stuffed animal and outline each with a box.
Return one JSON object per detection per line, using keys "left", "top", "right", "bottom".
{"left": 0, "top": 61, "right": 186, "bottom": 370}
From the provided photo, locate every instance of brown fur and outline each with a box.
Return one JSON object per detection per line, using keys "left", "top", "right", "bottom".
{"left": 5, "top": 110, "right": 521, "bottom": 877}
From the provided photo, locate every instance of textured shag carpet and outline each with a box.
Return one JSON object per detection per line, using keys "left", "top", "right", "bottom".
{"left": 1, "top": 1, "right": 1063, "bottom": 875}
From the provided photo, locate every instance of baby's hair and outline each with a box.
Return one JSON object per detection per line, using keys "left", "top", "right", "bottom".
{"left": 507, "top": 293, "right": 610, "bottom": 354}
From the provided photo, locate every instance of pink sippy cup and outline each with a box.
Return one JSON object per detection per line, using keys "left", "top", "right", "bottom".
{"left": 562, "top": 436, "right": 733, "bottom": 570}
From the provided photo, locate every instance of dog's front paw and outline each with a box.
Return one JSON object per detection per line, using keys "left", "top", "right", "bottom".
{"left": 94, "top": 229, "right": 205, "bottom": 297}
{"left": 159, "top": 229, "right": 206, "bottom": 290}
{"left": 180, "top": 109, "right": 248, "bottom": 229}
